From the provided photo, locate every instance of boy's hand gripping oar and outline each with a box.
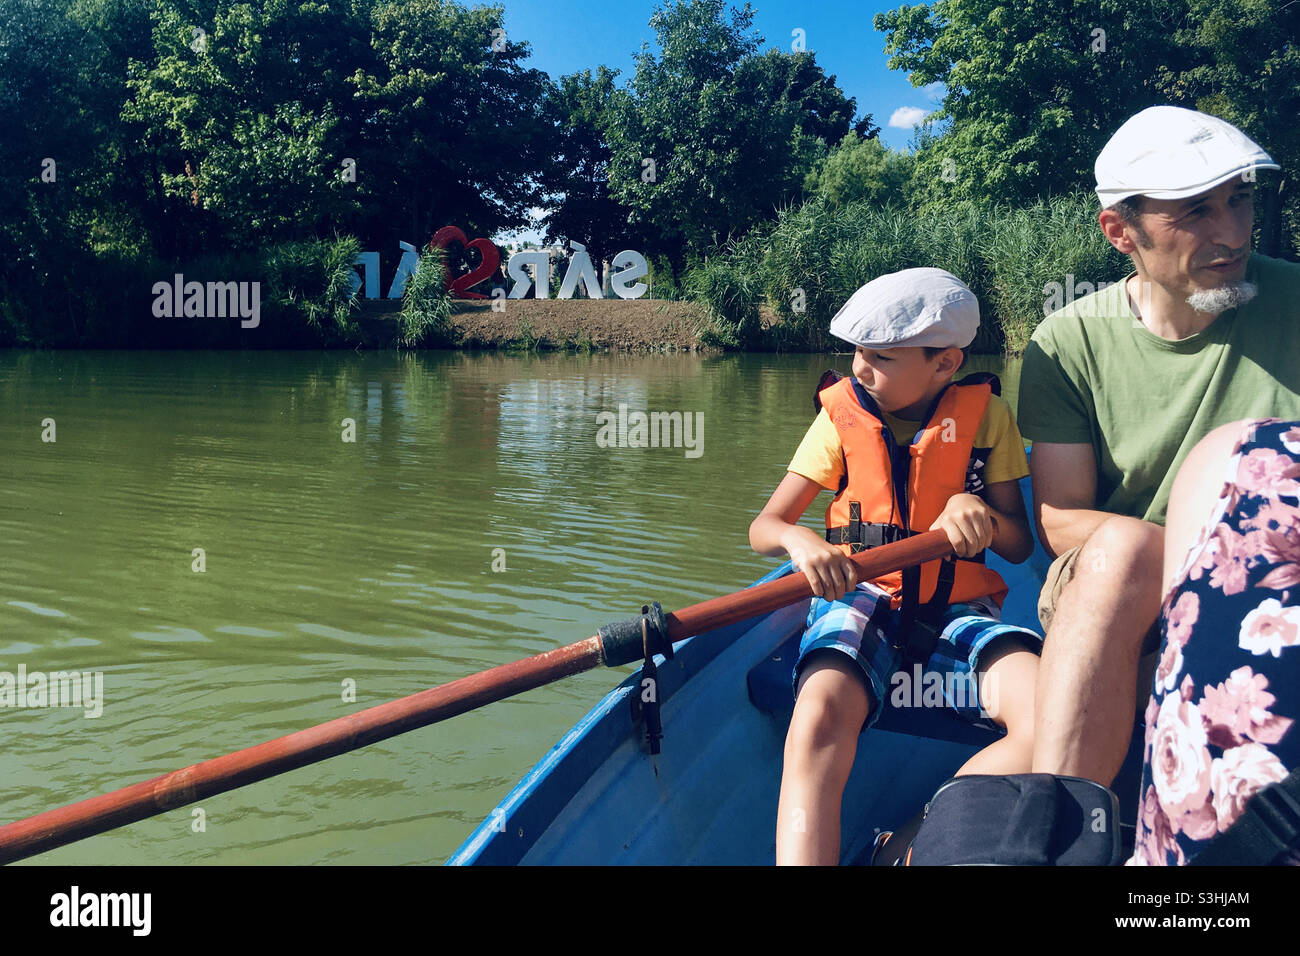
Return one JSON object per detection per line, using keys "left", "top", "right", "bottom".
{"left": 0, "top": 530, "right": 952, "bottom": 864}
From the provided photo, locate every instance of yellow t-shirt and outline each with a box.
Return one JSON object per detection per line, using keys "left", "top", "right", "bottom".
{"left": 788, "top": 393, "right": 1029, "bottom": 494}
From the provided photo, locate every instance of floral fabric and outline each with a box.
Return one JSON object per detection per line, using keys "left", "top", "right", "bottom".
{"left": 1131, "top": 419, "right": 1300, "bottom": 865}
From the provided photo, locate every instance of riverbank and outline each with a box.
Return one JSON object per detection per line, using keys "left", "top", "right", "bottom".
{"left": 351, "top": 298, "right": 722, "bottom": 351}
{"left": 448, "top": 298, "right": 710, "bottom": 351}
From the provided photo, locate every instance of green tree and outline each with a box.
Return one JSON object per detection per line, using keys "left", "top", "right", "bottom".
{"left": 120, "top": 0, "right": 554, "bottom": 259}
{"left": 121, "top": 0, "right": 368, "bottom": 255}
{"left": 804, "top": 134, "right": 915, "bottom": 207}
{"left": 349, "top": 0, "right": 553, "bottom": 252}
{"left": 0, "top": 0, "right": 153, "bottom": 343}
{"left": 606, "top": 0, "right": 867, "bottom": 266}
{"left": 538, "top": 67, "right": 637, "bottom": 282}
{"left": 874, "top": 0, "right": 1189, "bottom": 206}
{"left": 755, "top": 45, "right": 876, "bottom": 145}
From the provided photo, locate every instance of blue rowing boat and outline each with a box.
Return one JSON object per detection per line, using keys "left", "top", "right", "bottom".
{"left": 448, "top": 476, "right": 1146, "bottom": 865}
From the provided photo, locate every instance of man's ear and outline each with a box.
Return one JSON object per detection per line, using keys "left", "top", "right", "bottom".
{"left": 1099, "top": 208, "right": 1139, "bottom": 254}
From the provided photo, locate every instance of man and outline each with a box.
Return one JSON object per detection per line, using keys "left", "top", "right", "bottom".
{"left": 1017, "top": 105, "right": 1300, "bottom": 786}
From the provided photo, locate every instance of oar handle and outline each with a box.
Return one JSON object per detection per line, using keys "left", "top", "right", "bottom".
{"left": 668, "top": 529, "right": 954, "bottom": 639}
{"left": 597, "top": 529, "right": 955, "bottom": 667}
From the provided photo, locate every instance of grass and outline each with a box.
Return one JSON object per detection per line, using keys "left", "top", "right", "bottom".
{"left": 504, "top": 319, "right": 543, "bottom": 352}
{"left": 2, "top": 235, "right": 371, "bottom": 348}
{"left": 686, "top": 192, "right": 1129, "bottom": 354}
{"left": 261, "top": 236, "right": 363, "bottom": 343}
{"left": 398, "top": 246, "right": 454, "bottom": 348}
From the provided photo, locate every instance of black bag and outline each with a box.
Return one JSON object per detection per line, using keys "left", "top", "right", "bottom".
{"left": 1188, "top": 767, "right": 1300, "bottom": 866}
{"left": 892, "top": 773, "right": 1124, "bottom": 866}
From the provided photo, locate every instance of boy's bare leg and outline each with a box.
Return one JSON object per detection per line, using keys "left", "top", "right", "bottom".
{"left": 954, "top": 637, "right": 1038, "bottom": 775}
{"left": 776, "top": 655, "right": 871, "bottom": 865}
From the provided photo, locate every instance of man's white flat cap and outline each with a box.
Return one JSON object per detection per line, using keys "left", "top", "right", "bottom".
{"left": 1095, "top": 105, "right": 1278, "bottom": 208}
{"left": 829, "top": 268, "right": 979, "bottom": 350}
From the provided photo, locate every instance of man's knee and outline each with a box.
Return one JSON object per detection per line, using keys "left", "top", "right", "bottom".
{"left": 1074, "top": 515, "right": 1163, "bottom": 584}
{"left": 1041, "top": 517, "right": 1164, "bottom": 650}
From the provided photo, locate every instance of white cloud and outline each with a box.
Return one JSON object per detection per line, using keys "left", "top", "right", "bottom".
{"left": 889, "top": 106, "right": 931, "bottom": 129}
{"left": 922, "top": 82, "right": 944, "bottom": 102}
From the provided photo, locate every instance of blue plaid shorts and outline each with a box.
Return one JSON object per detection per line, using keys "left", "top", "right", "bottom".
{"left": 793, "top": 582, "right": 1043, "bottom": 732}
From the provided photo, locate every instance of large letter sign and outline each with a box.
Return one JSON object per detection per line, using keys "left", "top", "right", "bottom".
{"left": 347, "top": 229, "right": 648, "bottom": 301}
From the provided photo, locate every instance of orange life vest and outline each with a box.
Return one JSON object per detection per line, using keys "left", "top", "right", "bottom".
{"left": 817, "top": 372, "right": 1009, "bottom": 612}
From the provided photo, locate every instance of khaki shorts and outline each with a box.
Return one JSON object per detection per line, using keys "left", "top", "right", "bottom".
{"left": 1037, "top": 546, "right": 1083, "bottom": 636}
{"left": 1036, "top": 545, "right": 1161, "bottom": 710}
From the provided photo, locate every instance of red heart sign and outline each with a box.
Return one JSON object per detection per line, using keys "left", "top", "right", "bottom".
{"left": 430, "top": 226, "right": 501, "bottom": 299}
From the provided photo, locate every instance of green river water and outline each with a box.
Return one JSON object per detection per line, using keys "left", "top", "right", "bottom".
{"left": 0, "top": 349, "right": 1016, "bottom": 864}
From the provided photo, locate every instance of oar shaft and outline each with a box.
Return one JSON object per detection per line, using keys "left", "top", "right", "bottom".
{"left": 0, "top": 637, "right": 603, "bottom": 865}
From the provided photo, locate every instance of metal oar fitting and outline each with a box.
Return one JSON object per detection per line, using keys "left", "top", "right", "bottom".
{"left": 599, "top": 603, "right": 674, "bottom": 755}
{"left": 598, "top": 601, "right": 672, "bottom": 668}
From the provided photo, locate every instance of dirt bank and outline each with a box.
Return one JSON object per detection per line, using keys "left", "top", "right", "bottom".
{"left": 449, "top": 298, "right": 710, "bottom": 351}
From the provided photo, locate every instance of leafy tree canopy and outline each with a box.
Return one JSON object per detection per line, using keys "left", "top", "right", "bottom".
{"left": 605, "top": 0, "right": 873, "bottom": 263}
{"left": 804, "top": 134, "right": 915, "bottom": 207}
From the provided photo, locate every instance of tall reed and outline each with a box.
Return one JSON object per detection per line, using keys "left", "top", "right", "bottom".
{"left": 688, "top": 192, "right": 1129, "bottom": 354}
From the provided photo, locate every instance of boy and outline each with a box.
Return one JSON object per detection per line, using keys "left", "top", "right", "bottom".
{"left": 749, "top": 268, "right": 1042, "bottom": 865}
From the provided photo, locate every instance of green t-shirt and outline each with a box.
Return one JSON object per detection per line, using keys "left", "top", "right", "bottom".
{"left": 1017, "top": 252, "right": 1300, "bottom": 524}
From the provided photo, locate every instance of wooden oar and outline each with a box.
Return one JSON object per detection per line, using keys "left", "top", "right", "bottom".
{"left": 0, "top": 530, "right": 952, "bottom": 864}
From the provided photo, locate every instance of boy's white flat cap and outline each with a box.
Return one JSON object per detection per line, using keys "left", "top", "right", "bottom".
{"left": 829, "top": 268, "right": 979, "bottom": 350}
{"left": 1095, "top": 105, "right": 1278, "bottom": 208}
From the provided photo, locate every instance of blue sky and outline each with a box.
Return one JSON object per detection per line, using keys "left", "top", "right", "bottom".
{"left": 495, "top": 0, "right": 941, "bottom": 244}
{"left": 500, "top": 0, "right": 940, "bottom": 150}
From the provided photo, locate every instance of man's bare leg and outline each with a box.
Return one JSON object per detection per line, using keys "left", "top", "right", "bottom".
{"left": 1031, "top": 516, "right": 1163, "bottom": 784}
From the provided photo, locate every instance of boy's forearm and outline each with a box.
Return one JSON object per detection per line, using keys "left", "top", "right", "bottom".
{"left": 985, "top": 504, "right": 1034, "bottom": 563}
{"left": 750, "top": 513, "right": 800, "bottom": 557}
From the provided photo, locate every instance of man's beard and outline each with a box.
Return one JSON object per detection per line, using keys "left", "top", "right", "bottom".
{"left": 1186, "top": 280, "right": 1258, "bottom": 314}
